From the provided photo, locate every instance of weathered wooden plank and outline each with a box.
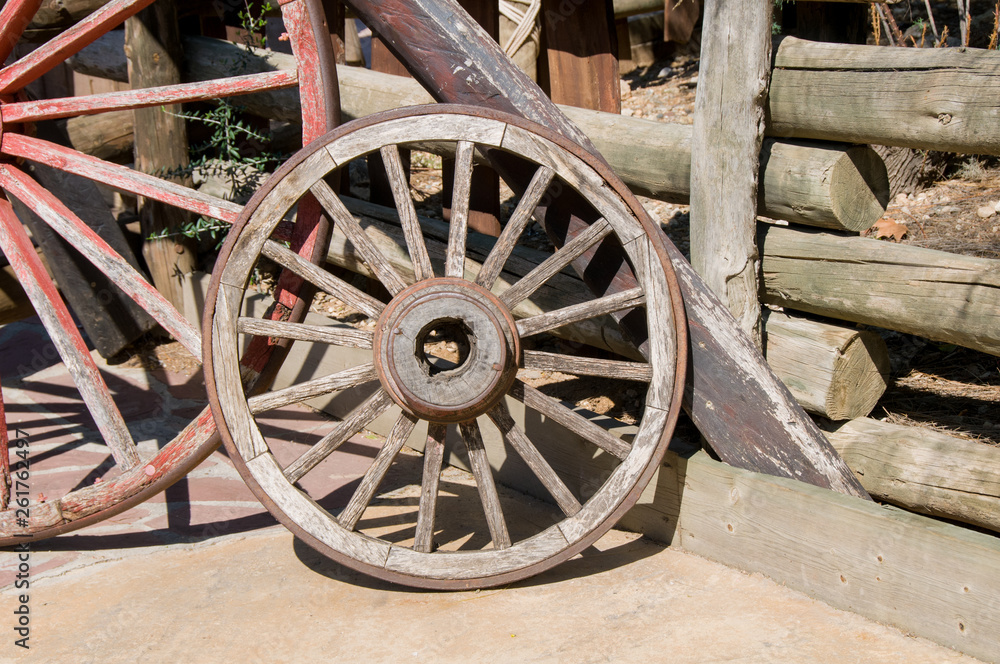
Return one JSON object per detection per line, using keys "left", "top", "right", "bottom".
{"left": 247, "top": 363, "right": 378, "bottom": 415}
{"left": 445, "top": 140, "right": 475, "bottom": 279}
{"left": 237, "top": 317, "right": 373, "bottom": 348}
{"left": 825, "top": 417, "right": 1000, "bottom": 534}
{"left": 380, "top": 144, "right": 433, "bottom": 282}
{"left": 522, "top": 350, "right": 652, "bottom": 382}
{"left": 542, "top": 0, "right": 621, "bottom": 113}
{"left": 690, "top": 0, "right": 771, "bottom": 345}
{"left": 0, "top": 0, "right": 43, "bottom": 63}
{"left": 764, "top": 311, "right": 889, "bottom": 421}
{"left": 515, "top": 287, "right": 645, "bottom": 338}
{"left": 759, "top": 224, "right": 1000, "bottom": 357}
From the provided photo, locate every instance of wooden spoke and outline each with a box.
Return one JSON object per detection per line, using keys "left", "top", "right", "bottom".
{"left": 1, "top": 133, "right": 242, "bottom": 223}
{"left": 413, "top": 422, "right": 446, "bottom": 553}
{"left": 0, "top": 196, "right": 140, "bottom": 471}
{"left": 283, "top": 389, "right": 394, "bottom": 484}
{"left": 510, "top": 381, "right": 630, "bottom": 460}
{"left": 310, "top": 179, "right": 408, "bottom": 295}
{"left": 522, "top": 350, "right": 653, "bottom": 382}
{"left": 499, "top": 218, "right": 612, "bottom": 308}
{"left": 339, "top": 413, "right": 418, "bottom": 530}
{"left": 237, "top": 318, "right": 373, "bottom": 349}
{"left": 0, "top": 0, "right": 156, "bottom": 94}
{"left": 0, "top": 164, "right": 201, "bottom": 357}
{"left": 460, "top": 419, "right": 511, "bottom": 550}
{"left": 445, "top": 140, "right": 475, "bottom": 279}
{"left": 487, "top": 402, "right": 582, "bottom": 516}
{"left": 0, "top": 0, "right": 42, "bottom": 64}
{"left": 247, "top": 363, "right": 378, "bottom": 415}
{"left": 2, "top": 71, "right": 298, "bottom": 124}
{"left": 380, "top": 145, "right": 434, "bottom": 281}
{"left": 476, "top": 166, "right": 556, "bottom": 290}
{"left": 516, "top": 287, "right": 646, "bottom": 338}
{"left": 261, "top": 239, "right": 385, "bottom": 319}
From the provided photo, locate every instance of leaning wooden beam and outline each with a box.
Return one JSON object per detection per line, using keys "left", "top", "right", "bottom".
{"left": 769, "top": 36, "right": 1000, "bottom": 155}
{"left": 690, "top": 0, "right": 772, "bottom": 344}
{"left": 68, "top": 34, "right": 888, "bottom": 232}
{"left": 824, "top": 417, "right": 1000, "bottom": 535}
{"left": 764, "top": 311, "right": 889, "bottom": 421}
{"left": 759, "top": 224, "right": 1000, "bottom": 357}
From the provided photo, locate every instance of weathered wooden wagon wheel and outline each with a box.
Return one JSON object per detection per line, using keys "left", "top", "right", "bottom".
{"left": 0, "top": 0, "right": 338, "bottom": 542}
{"left": 204, "top": 105, "right": 687, "bottom": 588}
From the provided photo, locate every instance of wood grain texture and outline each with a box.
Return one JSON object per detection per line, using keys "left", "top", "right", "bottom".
{"left": 764, "top": 311, "right": 889, "bottom": 420}
{"left": 0, "top": 196, "right": 140, "bottom": 471}
{"left": 380, "top": 144, "right": 434, "bottom": 281}
{"left": 759, "top": 224, "right": 1000, "bottom": 356}
{"left": 488, "top": 401, "right": 582, "bottom": 516}
{"left": 542, "top": 0, "right": 621, "bottom": 113}
{"left": 825, "top": 417, "right": 1000, "bottom": 534}
{"left": 445, "top": 140, "right": 475, "bottom": 279}
{"left": 0, "top": 0, "right": 43, "bottom": 63}
{"left": 414, "top": 422, "right": 447, "bottom": 553}
{"left": 515, "top": 287, "right": 645, "bottom": 338}
{"left": 339, "top": 412, "right": 417, "bottom": 530}
{"left": 247, "top": 363, "right": 378, "bottom": 414}
{"left": 522, "top": 350, "right": 652, "bottom": 381}
{"left": 283, "top": 389, "right": 394, "bottom": 484}
{"left": 237, "top": 317, "right": 373, "bottom": 348}
{"left": 769, "top": 36, "right": 1000, "bottom": 155}
{"left": 460, "top": 418, "right": 512, "bottom": 549}
{"left": 689, "top": 0, "right": 771, "bottom": 345}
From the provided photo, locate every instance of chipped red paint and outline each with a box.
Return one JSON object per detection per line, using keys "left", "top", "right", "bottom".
{"left": 1, "top": 70, "right": 298, "bottom": 124}
{"left": 0, "top": 0, "right": 158, "bottom": 95}
{"left": 0, "top": 0, "right": 43, "bottom": 64}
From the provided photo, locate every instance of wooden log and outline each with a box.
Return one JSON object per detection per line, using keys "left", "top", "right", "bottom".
{"left": 769, "top": 36, "right": 1000, "bottom": 156}
{"left": 68, "top": 35, "right": 888, "bottom": 231}
{"left": 759, "top": 224, "right": 1000, "bottom": 357}
{"left": 125, "top": 1, "right": 196, "bottom": 310}
{"left": 690, "top": 0, "right": 771, "bottom": 345}
{"left": 824, "top": 417, "right": 1000, "bottom": 535}
{"left": 764, "top": 311, "right": 889, "bottom": 420}
{"left": 58, "top": 110, "right": 135, "bottom": 162}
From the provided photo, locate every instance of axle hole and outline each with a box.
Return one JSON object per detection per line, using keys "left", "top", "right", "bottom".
{"left": 416, "top": 319, "right": 474, "bottom": 375}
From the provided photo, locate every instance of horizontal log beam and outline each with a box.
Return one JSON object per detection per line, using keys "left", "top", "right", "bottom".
{"left": 67, "top": 33, "right": 888, "bottom": 231}
{"left": 764, "top": 311, "right": 889, "bottom": 421}
{"left": 759, "top": 224, "right": 1000, "bottom": 356}
{"left": 769, "top": 36, "right": 1000, "bottom": 155}
{"left": 825, "top": 417, "right": 1000, "bottom": 535}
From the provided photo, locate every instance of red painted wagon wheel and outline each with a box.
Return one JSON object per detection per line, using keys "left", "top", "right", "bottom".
{"left": 204, "top": 105, "right": 687, "bottom": 589}
{"left": 0, "top": 0, "right": 338, "bottom": 542}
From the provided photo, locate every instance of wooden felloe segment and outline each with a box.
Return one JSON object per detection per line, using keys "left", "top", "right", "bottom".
{"left": 0, "top": 195, "right": 140, "bottom": 471}
{"left": 690, "top": 0, "right": 771, "bottom": 346}
{"left": 769, "top": 36, "right": 1000, "bottom": 155}
{"left": 825, "top": 418, "right": 1000, "bottom": 535}
{"left": 759, "top": 225, "right": 1000, "bottom": 357}
{"left": 69, "top": 34, "right": 890, "bottom": 231}
{"left": 764, "top": 311, "right": 889, "bottom": 421}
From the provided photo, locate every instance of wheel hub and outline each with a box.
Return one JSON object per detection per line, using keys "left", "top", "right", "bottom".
{"left": 373, "top": 277, "right": 520, "bottom": 423}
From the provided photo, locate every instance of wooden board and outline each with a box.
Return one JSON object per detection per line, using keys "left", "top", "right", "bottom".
{"left": 541, "top": 0, "right": 621, "bottom": 113}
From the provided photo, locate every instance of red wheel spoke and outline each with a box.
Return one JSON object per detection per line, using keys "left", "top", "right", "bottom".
{"left": 1, "top": 133, "right": 242, "bottom": 223}
{"left": 0, "top": 195, "right": 140, "bottom": 471}
{"left": 339, "top": 412, "right": 417, "bottom": 530}
{"left": 413, "top": 422, "right": 446, "bottom": 553}
{"left": 0, "top": 0, "right": 43, "bottom": 64}
{"left": 0, "top": 0, "right": 157, "bottom": 95}
{"left": 0, "top": 164, "right": 201, "bottom": 357}
{"left": 1, "top": 71, "right": 298, "bottom": 124}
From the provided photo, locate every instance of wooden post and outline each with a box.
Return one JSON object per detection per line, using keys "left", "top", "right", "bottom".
{"left": 125, "top": 0, "right": 196, "bottom": 310}
{"left": 689, "top": 0, "right": 772, "bottom": 347}
{"left": 663, "top": 0, "right": 699, "bottom": 44}
{"left": 541, "top": 0, "right": 621, "bottom": 113}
